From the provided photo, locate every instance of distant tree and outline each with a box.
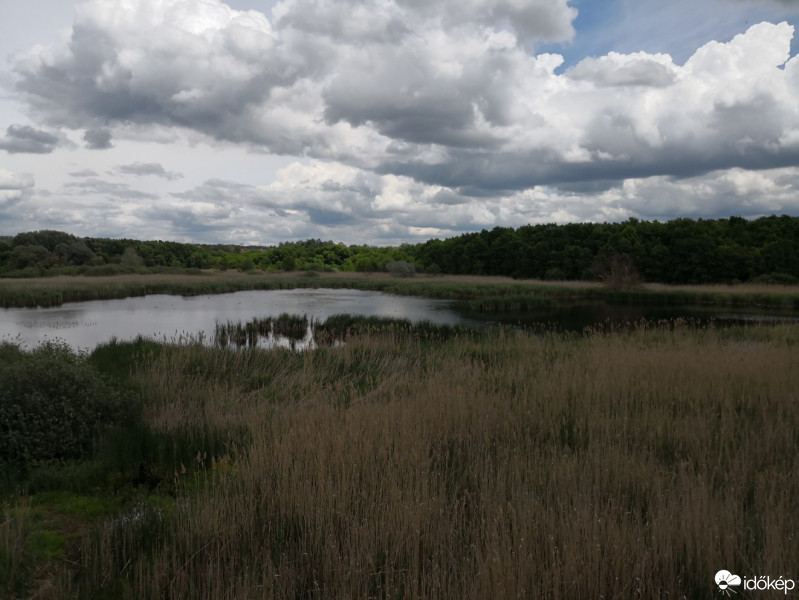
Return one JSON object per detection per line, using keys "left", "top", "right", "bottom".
{"left": 60, "top": 240, "right": 97, "bottom": 266}
{"left": 0, "top": 240, "right": 12, "bottom": 271}
{"left": 120, "top": 247, "right": 144, "bottom": 267}
{"left": 386, "top": 260, "right": 416, "bottom": 277}
{"left": 12, "top": 230, "right": 77, "bottom": 252}
{"left": 10, "top": 245, "right": 51, "bottom": 270}
{"left": 592, "top": 253, "right": 642, "bottom": 290}
{"left": 240, "top": 257, "right": 256, "bottom": 272}
{"left": 425, "top": 263, "right": 441, "bottom": 275}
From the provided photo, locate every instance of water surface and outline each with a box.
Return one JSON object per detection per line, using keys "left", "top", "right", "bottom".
{"left": 1, "top": 287, "right": 796, "bottom": 351}
{"left": 0, "top": 288, "right": 475, "bottom": 351}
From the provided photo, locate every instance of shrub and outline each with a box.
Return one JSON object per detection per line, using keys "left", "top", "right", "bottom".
{"left": 0, "top": 342, "right": 139, "bottom": 470}
{"left": 750, "top": 272, "right": 799, "bottom": 285}
{"left": 385, "top": 260, "right": 416, "bottom": 278}
{"left": 592, "top": 253, "right": 642, "bottom": 290}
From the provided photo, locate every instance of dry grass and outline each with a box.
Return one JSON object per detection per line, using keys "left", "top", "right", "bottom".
{"left": 27, "top": 322, "right": 797, "bottom": 599}
{"left": 5, "top": 270, "right": 798, "bottom": 294}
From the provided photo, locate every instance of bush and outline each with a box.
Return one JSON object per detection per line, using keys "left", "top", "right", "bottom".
{"left": 386, "top": 260, "right": 416, "bottom": 278}
{"left": 0, "top": 342, "right": 139, "bottom": 470}
{"left": 592, "top": 253, "right": 642, "bottom": 290}
{"left": 750, "top": 272, "right": 799, "bottom": 285}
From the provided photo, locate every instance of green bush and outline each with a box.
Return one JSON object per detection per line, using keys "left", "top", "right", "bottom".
{"left": 386, "top": 260, "right": 416, "bottom": 277}
{"left": 0, "top": 342, "right": 139, "bottom": 470}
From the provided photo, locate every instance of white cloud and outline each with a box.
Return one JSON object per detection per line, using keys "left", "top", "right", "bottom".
{"left": 0, "top": 170, "right": 35, "bottom": 209}
{"left": 3, "top": 0, "right": 799, "bottom": 243}
{"left": 568, "top": 52, "right": 678, "bottom": 87}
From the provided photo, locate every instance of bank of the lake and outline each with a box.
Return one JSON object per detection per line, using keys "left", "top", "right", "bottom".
{"left": 2, "top": 270, "right": 799, "bottom": 311}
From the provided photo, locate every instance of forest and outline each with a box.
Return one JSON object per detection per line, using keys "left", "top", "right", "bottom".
{"left": 1, "top": 214, "right": 798, "bottom": 285}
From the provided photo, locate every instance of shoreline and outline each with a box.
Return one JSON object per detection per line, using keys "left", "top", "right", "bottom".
{"left": 1, "top": 270, "right": 798, "bottom": 309}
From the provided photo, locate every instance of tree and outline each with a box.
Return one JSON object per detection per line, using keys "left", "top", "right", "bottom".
{"left": 592, "top": 253, "right": 642, "bottom": 290}
{"left": 10, "top": 245, "right": 51, "bottom": 270}
{"left": 386, "top": 260, "right": 416, "bottom": 277}
{"left": 120, "top": 247, "right": 144, "bottom": 267}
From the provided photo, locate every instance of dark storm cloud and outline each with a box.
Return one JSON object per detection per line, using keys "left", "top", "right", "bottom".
{"left": 0, "top": 124, "right": 60, "bottom": 154}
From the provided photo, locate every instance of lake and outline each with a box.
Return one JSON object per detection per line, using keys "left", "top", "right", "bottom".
{"left": 1, "top": 287, "right": 797, "bottom": 351}
{"left": 0, "top": 288, "right": 479, "bottom": 351}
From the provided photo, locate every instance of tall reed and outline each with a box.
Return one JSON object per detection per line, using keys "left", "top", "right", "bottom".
{"left": 11, "top": 322, "right": 799, "bottom": 598}
{"left": 3, "top": 272, "right": 797, "bottom": 309}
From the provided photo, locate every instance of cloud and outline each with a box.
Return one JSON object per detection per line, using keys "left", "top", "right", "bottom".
{"left": 274, "top": 0, "right": 577, "bottom": 45}
{"left": 7, "top": 1, "right": 799, "bottom": 241}
{"left": 13, "top": 0, "right": 294, "bottom": 147}
{"left": 0, "top": 169, "right": 34, "bottom": 210}
{"left": 116, "top": 162, "right": 183, "bottom": 180}
{"left": 0, "top": 124, "right": 61, "bottom": 154}
{"left": 567, "top": 52, "right": 677, "bottom": 87}
{"left": 63, "top": 179, "right": 159, "bottom": 200}
{"left": 608, "top": 167, "right": 799, "bottom": 220}
{"left": 10, "top": 0, "right": 576, "bottom": 156}
{"left": 83, "top": 128, "right": 113, "bottom": 149}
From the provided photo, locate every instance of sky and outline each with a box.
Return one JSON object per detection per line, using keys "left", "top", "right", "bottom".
{"left": 2, "top": 0, "right": 799, "bottom": 246}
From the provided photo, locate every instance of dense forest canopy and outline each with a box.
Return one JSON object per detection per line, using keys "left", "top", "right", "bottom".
{"left": 1, "top": 215, "right": 798, "bottom": 285}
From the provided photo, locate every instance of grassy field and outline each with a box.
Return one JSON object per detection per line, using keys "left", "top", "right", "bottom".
{"left": 2, "top": 319, "right": 798, "bottom": 598}
{"left": 2, "top": 270, "right": 799, "bottom": 310}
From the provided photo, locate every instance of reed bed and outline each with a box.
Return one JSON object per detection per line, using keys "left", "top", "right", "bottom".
{"left": 0, "top": 273, "right": 595, "bottom": 309}
{"left": 6, "top": 321, "right": 792, "bottom": 599}
{"left": 3, "top": 271, "right": 797, "bottom": 309}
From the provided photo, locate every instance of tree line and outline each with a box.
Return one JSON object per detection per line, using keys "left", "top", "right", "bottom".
{"left": 410, "top": 215, "right": 799, "bottom": 284}
{"left": 1, "top": 215, "right": 798, "bottom": 284}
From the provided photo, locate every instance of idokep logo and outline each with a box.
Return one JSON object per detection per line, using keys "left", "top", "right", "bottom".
{"left": 715, "top": 569, "right": 797, "bottom": 595}
{"left": 715, "top": 570, "right": 741, "bottom": 595}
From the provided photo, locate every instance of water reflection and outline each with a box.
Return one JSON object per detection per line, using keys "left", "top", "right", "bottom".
{"left": 1, "top": 288, "right": 796, "bottom": 351}
{"left": 0, "top": 288, "right": 476, "bottom": 351}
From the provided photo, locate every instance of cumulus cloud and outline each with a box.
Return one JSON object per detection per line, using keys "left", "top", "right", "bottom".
{"left": 6, "top": 0, "right": 799, "bottom": 241}
{"left": 606, "top": 167, "right": 799, "bottom": 220}
{"left": 13, "top": 1, "right": 799, "bottom": 194}
{"left": 0, "top": 124, "right": 61, "bottom": 154}
{"left": 567, "top": 52, "right": 677, "bottom": 87}
{"left": 116, "top": 162, "right": 183, "bottom": 180}
{"left": 0, "top": 169, "right": 35, "bottom": 210}
{"left": 274, "top": 0, "right": 577, "bottom": 45}
{"left": 83, "top": 128, "right": 113, "bottom": 149}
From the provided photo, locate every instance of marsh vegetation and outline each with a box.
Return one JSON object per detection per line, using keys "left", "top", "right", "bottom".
{"left": 2, "top": 318, "right": 798, "bottom": 598}
{"left": 2, "top": 271, "right": 799, "bottom": 311}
